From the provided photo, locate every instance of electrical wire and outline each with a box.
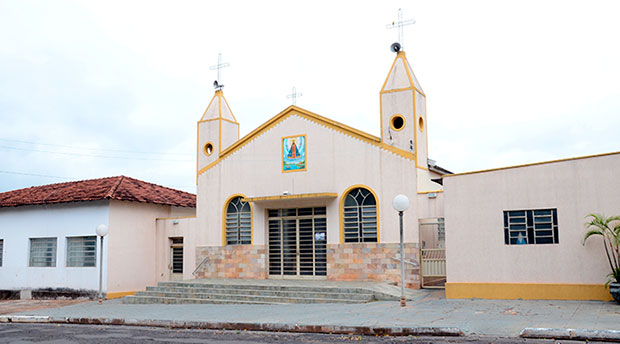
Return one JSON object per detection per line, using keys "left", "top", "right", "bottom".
{"left": 0, "top": 138, "right": 193, "bottom": 157}
{"left": 0, "top": 145, "right": 193, "bottom": 162}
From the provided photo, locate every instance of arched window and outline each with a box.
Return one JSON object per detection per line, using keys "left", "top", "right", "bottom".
{"left": 343, "top": 187, "right": 378, "bottom": 243}
{"left": 225, "top": 196, "right": 252, "bottom": 245}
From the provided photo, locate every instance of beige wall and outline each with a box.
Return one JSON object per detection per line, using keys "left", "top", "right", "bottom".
{"left": 107, "top": 200, "right": 195, "bottom": 293}
{"left": 197, "top": 113, "right": 427, "bottom": 249}
{"left": 155, "top": 217, "right": 197, "bottom": 282}
{"left": 444, "top": 153, "right": 620, "bottom": 286}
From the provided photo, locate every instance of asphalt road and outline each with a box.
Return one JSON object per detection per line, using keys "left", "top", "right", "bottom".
{"left": 0, "top": 323, "right": 605, "bottom": 344}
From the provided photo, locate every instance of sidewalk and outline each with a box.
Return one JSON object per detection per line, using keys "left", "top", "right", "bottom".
{"left": 2, "top": 289, "right": 619, "bottom": 339}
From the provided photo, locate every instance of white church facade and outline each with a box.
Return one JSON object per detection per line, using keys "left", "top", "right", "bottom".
{"left": 184, "top": 50, "right": 446, "bottom": 287}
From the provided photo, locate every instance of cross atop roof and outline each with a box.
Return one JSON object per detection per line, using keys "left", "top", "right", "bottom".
{"left": 386, "top": 8, "right": 416, "bottom": 49}
{"left": 210, "top": 53, "right": 230, "bottom": 86}
{"left": 287, "top": 87, "right": 303, "bottom": 106}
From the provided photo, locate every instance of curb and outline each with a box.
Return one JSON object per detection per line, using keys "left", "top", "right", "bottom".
{"left": 0, "top": 315, "right": 463, "bottom": 337}
{"left": 520, "top": 328, "right": 620, "bottom": 342}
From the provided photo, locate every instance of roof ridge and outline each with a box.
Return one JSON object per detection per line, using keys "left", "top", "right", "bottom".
{"left": 119, "top": 175, "right": 196, "bottom": 197}
{"left": 0, "top": 176, "right": 119, "bottom": 195}
{"left": 105, "top": 175, "right": 125, "bottom": 199}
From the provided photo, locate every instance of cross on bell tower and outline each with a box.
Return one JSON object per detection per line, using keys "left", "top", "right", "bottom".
{"left": 210, "top": 53, "right": 230, "bottom": 89}
{"left": 386, "top": 8, "right": 416, "bottom": 49}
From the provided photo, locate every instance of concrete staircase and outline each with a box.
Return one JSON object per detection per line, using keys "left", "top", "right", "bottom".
{"left": 123, "top": 281, "right": 385, "bottom": 305}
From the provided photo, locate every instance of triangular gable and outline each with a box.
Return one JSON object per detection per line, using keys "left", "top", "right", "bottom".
{"left": 200, "top": 91, "right": 238, "bottom": 122}
{"left": 197, "top": 106, "right": 415, "bottom": 178}
{"left": 381, "top": 51, "right": 424, "bottom": 95}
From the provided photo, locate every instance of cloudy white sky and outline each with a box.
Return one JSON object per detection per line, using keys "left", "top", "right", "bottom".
{"left": 1, "top": 1, "right": 619, "bottom": 194}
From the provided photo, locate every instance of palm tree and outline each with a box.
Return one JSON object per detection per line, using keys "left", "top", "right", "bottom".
{"left": 583, "top": 214, "right": 620, "bottom": 285}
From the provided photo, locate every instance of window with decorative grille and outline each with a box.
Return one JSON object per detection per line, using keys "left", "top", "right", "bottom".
{"left": 225, "top": 196, "right": 252, "bottom": 245}
{"left": 29, "top": 237, "right": 57, "bottom": 267}
{"left": 66, "top": 236, "right": 97, "bottom": 267}
{"left": 503, "top": 209, "right": 559, "bottom": 245}
{"left": 171, "top": 237, "right": 183, "bottom": 274}
{"left": 343, "top": 188, "right": 378, "bottom": 243}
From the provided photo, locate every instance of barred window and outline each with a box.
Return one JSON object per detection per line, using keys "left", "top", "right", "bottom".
{"left": 29, "top": 237, "right": 57, "bottom": 267}
{"left": 343, "top": 188, "right": 378, "bottom": 243}
{"left": 0, "top": 239, "right": 3, "bottom": 267}
{"left": 67, "top": 236, "right": 97, "bottom": 267}
{"left": 225, "top": 196, "right": 252, "bottom": 245}
{"left": 503, "top": 209, "right": 559, "bottom": 245}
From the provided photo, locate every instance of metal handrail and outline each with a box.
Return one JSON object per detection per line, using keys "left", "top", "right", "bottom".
{"left": 192, "top": 257, "right": 209, "bottom": 276}
{"left": 391, "top": 256, "right": 419, "bottom": 267}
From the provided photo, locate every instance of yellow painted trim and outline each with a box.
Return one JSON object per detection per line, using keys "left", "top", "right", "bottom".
{"left": 417, "top": 190, "right": 443, "bottom": 195}
{"left": 106, "top": 291, "right": 135, "bottom": 299}
{"left": 339, "top": 185, "right": 380, "bottom": 244}
{"left": 155, "top": 215, "right": 197, "bottom": 220}
{"left": 446, "top": 282, "right": 613, "bottom": 301}
{"left": 200, "top": 92, "right": 218, "bottom": 121}
{"left": 445, "top": 150, "right": 620, "bottom": 178}
{"left": 282, "top": 134, "right": 307, "bottom": 173}
{"left": 203, "top": 141, "right": 214, "bottom": 156}
{"left": 197, "top": 106, "right": 415, "bottom": 177}
{"left": 380, "top": 86, "right": 414, "bottom": 94}
{"left": 221, "top": 94, "right": 239, "bottom": 123}
{"left": 243, "top": 192, "right": 338, "bottom": 203}
{"left": 198, "top": 117, "right": 238, "bottom": 125}
{"left": 380, "top": 52, "right": 411, "bottom": 93}
{"left": 222, "top": 193, "right": 253, "bottom": 246}
{"left": 389, "top": 114, "right": 405, "bottom": 132}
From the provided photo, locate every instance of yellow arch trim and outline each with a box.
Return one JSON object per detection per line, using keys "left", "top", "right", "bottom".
{"left": 196, "top": 106, "right": 415, "bottom": 178}
{"left": 339, "top": 184, "right": 380, "bottom": 244}
{"left": 221, "top": 193, "right": 253, "bottom": 246}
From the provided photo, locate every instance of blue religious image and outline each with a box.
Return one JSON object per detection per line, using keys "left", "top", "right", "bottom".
{"left": 282, "top": 135, "right": 306, "bottom": 172}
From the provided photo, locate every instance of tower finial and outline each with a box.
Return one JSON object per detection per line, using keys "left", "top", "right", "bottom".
{"left": 386, "top": 8, "right": 416, "bottom": 49}
{"left": 210, "top": 53, "right": 230, "bottom": 90}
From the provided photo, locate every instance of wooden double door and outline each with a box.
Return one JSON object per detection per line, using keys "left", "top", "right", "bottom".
{"left": 267, "top": 207, "right": 327, "bottom": 277}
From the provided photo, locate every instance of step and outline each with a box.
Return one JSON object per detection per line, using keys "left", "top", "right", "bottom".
{"left": 123, "top": 293, "right": 368, "bottom": 304}
{"left": 134, "top": 290, "right": 372, "bottom": 303}
{"left": 156, "top": 281, "right": 369, "bottom": 294}
{"left": 144, "top": 286, "right": 373, "bottom": 301}
{"left": 123, "top": 295, "right": 281, "bottom": 305}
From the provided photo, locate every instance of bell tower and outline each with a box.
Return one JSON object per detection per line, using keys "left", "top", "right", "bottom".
{"left": 380, "top": 46, "right": 435, "bottom": 191}
{"left": 197, "top": 90, "right": 239, "bottom": 173}
{"left": 380, "top": 47, "right": 428, "bottom": 166}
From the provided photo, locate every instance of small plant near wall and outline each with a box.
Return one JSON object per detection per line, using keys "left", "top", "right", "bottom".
{"left": 583, "top": 213, "right": 620, "bottom": 304}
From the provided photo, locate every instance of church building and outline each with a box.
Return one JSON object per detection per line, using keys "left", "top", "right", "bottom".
{"left": 181, "top": 48, "right": 448, "bottom": 287}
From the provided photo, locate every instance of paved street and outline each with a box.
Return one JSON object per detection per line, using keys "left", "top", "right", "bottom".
{"left": 8, "top": 297, "right": 620, "bottom": 338}
{"left": 0, "top": 323, "right": 605, "bottom": 344}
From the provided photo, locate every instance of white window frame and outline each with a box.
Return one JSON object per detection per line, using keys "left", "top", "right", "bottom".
{"left": 66, "top": 236, "right": 97, "bottom": 267}
{"left": 29, "top": 237, "right": 57, "bottom": 267}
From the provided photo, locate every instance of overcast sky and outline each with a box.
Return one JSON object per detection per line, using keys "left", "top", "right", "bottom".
{"left": 1, "top": 1, "right": 619, "bottom": 194}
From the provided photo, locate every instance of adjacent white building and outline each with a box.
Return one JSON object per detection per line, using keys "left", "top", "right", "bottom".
{"left": 0, "top": 176, "right": 195, "bottom": 298}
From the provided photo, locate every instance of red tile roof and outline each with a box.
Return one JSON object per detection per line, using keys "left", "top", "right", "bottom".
{"left": 0, "top": 176, "right": 195, "bottom": 208}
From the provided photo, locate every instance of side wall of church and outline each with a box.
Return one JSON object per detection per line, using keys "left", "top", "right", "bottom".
{"left": 444, "top": 153, "right": 620, "bottom": 300}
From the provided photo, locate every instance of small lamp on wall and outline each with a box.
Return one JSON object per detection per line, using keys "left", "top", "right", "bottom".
{"left": 96, "top": 224, "right": 109, "bottom": 304}
{"left": 392, "top": 194, "right": 410, "bottom": 307}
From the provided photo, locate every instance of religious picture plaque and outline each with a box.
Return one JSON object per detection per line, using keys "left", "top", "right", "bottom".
{"left": 282, "top": 134, "right": 306, "bottom": 172}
